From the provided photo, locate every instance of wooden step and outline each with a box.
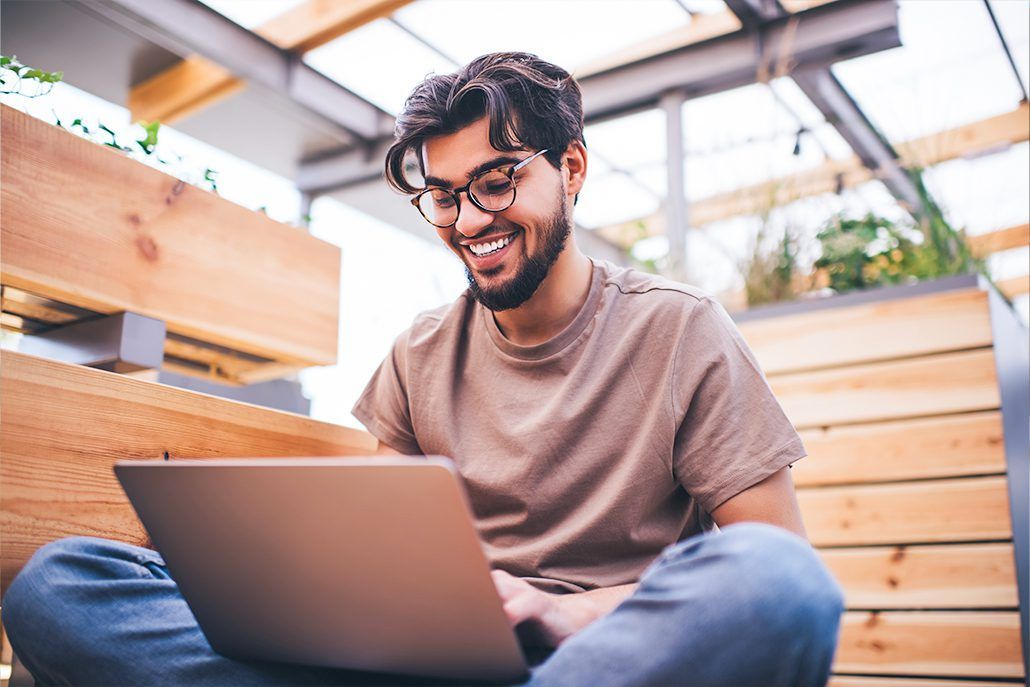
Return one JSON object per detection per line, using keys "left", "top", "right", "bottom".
{"left": 0, "top": 105, "right": 341, "bottom": 380}
{"left": 739, "top": 287, "right": 993, "bottom": 375}
{"left": 0, "top": 350, "right": 376, "bottom": 596}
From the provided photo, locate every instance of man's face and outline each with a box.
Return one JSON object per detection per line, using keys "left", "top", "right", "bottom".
{"left": 422, "top": 117, "right": 572, "bottom": 312}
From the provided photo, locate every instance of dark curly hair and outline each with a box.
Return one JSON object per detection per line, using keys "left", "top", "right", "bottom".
{"left": 384, "top": 52, "right": 585, "bottom": 195}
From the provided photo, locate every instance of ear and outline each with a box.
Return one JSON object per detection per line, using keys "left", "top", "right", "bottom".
{"left": 562, "top": 141, "right": 587, "bottom": 198}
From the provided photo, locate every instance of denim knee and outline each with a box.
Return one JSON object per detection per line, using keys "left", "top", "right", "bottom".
{"left": 2, "top": 536, "right": 144, "bottom": 664}
{"left": 717, "top": 523, "right": 844, "bottom": 640}
{"left": 651, "top": 523, "right": 844, "bottom": 643}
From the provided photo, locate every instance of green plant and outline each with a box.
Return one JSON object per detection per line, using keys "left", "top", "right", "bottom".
{"left": 0, "top": 55, "right": 62, "bottom": 97}
{"left": 814, "top": 170, "right": 987, "bottom": 294}
{"left": 740, "top": 221, "right": 805, "bottom": 307}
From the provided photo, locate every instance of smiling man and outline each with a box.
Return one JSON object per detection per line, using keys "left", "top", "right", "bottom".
{"left": 352, "top": 52, "right": 845, "bottom": 685}
{"left": 1, "top": 53, "right": 843, "bottom": 687}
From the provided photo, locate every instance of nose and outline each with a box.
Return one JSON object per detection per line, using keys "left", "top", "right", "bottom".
{"left": 453, "top": 192, "right": 495, "bottom": 238}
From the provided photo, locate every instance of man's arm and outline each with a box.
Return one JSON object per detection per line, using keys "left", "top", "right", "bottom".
{"left": 374, "top": 441, "right": 403, "bottom": 455}
{"left": 493, "top": 466, "right": 807, "bottom": 646}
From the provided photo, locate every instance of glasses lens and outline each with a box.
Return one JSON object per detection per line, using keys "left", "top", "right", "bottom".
{"left": 470, "top": 171, "right": 515, "bottom": 211}
{"left": 418, "top": 189, "right": 458, "bottom": 227}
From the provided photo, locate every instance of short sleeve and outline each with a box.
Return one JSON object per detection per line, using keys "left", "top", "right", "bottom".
{"left": 351, "top": 328, "right": 422, "bottom": 455}
{"left": 671, "top": 298, "right": 806, "bottom": 513}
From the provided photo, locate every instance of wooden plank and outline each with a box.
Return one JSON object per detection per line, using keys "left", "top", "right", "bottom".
{"left": 129, "top": 0, "right": 412, "bottom": 124}
{"left": 835, "top": 611, "right": 1024, "bottom": 678}
{"left": 820, "top": 543, "right": 1018, "bottom": 609}
{"left": 793, "top": 411, "right": 1007, "bottom": 487}
{"left": 0, "top": 105, "right": 341, "bottom": 369}
{"left": 798, "top": 476, "right": 1012, "bottom": 547}
{"left": 968, "top": 223, "right": 1030, "bottom": 256}
{"left": 997, "top": 274, "right": 1029, "bottom": 300}
{"left": 0, "top": 351, "right": 377, "bottom": 596}
{"left": 739, "top": 287, "right": 993, "bottom": 375}
{"left": 772, "top": 348, "right": 999, "bottom": 429}
{"left": 598, "top": 104, "right": 1030, "bottom": 247}
{"left": 829, "top": 676, "right": 1016, "bottom": 687}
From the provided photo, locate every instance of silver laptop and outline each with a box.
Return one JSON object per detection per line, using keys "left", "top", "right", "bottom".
{"left": 115, "top": 456, "right": 530, "bottom": 684}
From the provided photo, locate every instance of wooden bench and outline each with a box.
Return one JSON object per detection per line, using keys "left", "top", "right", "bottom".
{"left": 737, "top": 275, "right": 1028, "bottom": 684}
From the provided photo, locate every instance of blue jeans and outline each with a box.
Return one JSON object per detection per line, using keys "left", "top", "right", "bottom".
{"left": 2, "top": 523, "right": 843, "bottom": 686}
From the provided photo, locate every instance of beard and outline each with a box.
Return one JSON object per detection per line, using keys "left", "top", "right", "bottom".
{"left": 464, "top": 193, "right": 571, "bottom": 312}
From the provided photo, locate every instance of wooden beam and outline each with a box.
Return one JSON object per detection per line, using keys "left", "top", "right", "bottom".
{"left": 792, "top": 410, "right": 1006, "bottom": 487}
{"left": 771, "top": 348, "right": 999, "bottom": 429}
{"left": 1, "top": 105, "right": 341, "bottom": 370}
{"left": 968, "top": 223, "right": 1030, "bottom": 256}
{"left": 738, "top": 286, "right": 993, "bottom": 376}
{"left": 834, "top": 611, "right": 1024, "bottom": 678}
{"left": 129, "top": 0, "right": 412, "bottom": 124}
{"left": 597, "top": 103, "right": 1030, "bottom": 247}
{"left": 0, "top": 350, "right": 377, "bottom": 596}
{"left": 821, "top": 542, "right": 1018, "bottom": 609}
{"left": 997, "top": 273, "right": 1030, "bottom": 300}
{"left": 798, "top": 476, "right": 1012, "bottom": 547}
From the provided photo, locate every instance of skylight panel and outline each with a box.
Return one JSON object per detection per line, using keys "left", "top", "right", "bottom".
{"left": 197, "top": 0, "right": 306, "bottom": 30}
{"left": 833, "top": 0, "right": 1026, "bottom": 143}
{"left": 393, "top": 0, "right": 690, "bottom": 74}
{"left": 304, "top": 19, "right": 457, "bottom": 115}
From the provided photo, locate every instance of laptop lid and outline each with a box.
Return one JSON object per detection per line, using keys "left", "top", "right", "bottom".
{"left": 115, "top": 457, "right": 529, "bottom": 683}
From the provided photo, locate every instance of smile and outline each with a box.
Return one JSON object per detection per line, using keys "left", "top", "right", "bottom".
{"left": 465, "top": 231, "right": 519, "bottom": 257}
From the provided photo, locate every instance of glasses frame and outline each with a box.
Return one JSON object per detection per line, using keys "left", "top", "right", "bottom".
{"left": 411, "top": 148, "right": 550, "bottom": 228}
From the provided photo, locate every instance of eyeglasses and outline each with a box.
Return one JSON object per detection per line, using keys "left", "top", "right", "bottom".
{"left": 411, "top": 149, "right": 550, "bottom": 228}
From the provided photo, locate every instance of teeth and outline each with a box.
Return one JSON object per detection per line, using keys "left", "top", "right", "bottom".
{"left": 469, "top": 232, "right": 516, "bottom": 256}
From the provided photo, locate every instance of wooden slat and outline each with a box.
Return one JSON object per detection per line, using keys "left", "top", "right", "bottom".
{"left": 772, "top": 348, "right": 999, "bottom": 429}
{"left": 820, "top": 543, "right": 1018, "bottom": 609}
{"left": 0, "top": 350, "right": 377, "bottom": 596}
{"left": 829, "top": 676, "right": 1016, "bottom": 687}
{"left": 793, "top": 411, "right": 1006, "bottom": 487}
{"left": 798, "top": 477, "right": 1012, "bottom": 547}
{"left": 834, "top": 611, "right": 1024, "bottom": 678}
{"left": 0, "top": 105, "right": 340, "bottom": 370}
{"left": 740, "top": 287, "right": 992, "bottom": 375}
{"left": 129, "top": 0, "right": 412, "bottom": 124}
{"left": 599, "top": 104, "right": 1030, "bottom": 247}
{"left": 968, "top": 223, "right": 1030, "bottom": 256}
{"left": 997, "top": 274, "right": 1030, "bottom": 300}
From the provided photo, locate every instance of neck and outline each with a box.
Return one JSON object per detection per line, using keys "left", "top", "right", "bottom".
{"left": 491, "top": 238, "right": 593, "bottom": 346}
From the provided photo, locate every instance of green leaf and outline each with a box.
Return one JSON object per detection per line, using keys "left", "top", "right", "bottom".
{"left": 0, "top": 56, "right": 12, "bottom": 67}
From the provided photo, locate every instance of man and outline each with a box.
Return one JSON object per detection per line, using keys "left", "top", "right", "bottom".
{"left": 2, "top": 53, "right": 843, "bottom": 686}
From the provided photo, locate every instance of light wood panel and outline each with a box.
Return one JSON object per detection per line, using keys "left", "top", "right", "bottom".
{"left": 820, "top": 543, "right": 1018, "bottom": 609}
{"left": 798, "top": 476, "right": 1011, "bottom": 547}
{"left": 599, "top": 104, "right": 1030, "bottom": 247}
{"left": 740, "top": 287, "right": 993, "bottom": 375}
{"left": 0, "top": 105, "right": 341, "bottom": 371}
{"left": 998, "top": 273, "right": 1030, "bottom": 300}
{"left": 0, "top": 350, "right": 377, "bottom": 596}
{"left": 968, "top": 223, "right": 1030, "bottom": 256}
{"left": 829, "top": 676, "right": 1016, "bottom": 687}
{"left": 772, "top": 348, "right": 999, "bottom": 429}
{"left": 835, "top": 611, "right": 1024, "bottom": 678}
{"left": 792, "top": 411, "right": 1006, "bottom": 487}
{"left": 129, "top": 0, "right": 412, "bottom": 124}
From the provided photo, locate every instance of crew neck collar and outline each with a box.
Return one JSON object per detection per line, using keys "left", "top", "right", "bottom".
{"left": 480, "top": 258, "right": 605, "bottom": 361}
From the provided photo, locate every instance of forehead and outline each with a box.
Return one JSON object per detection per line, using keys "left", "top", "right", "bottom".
{"left": 421, "top": 117, "right": 528, "bottom": 187}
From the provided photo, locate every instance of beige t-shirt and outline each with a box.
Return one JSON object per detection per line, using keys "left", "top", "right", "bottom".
{"left": 352, "top": 258, "right": 805, "bottom": 594}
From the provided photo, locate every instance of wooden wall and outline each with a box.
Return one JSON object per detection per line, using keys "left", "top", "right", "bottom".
{"left": 739, "top": 281, "right": 1025, "bottom": 683}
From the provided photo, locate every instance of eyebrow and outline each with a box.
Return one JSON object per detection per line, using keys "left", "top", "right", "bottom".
{"left": 423, "top": 154, "right": 525, "bottom": 189}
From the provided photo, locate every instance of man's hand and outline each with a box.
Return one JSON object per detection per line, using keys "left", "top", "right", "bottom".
{"left": 491, "top": 570, "right": 632, "bottom": 648}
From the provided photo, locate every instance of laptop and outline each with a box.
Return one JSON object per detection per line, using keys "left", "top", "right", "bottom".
{"left": 114, "top": 456, "right": 530, "bottom": 684}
